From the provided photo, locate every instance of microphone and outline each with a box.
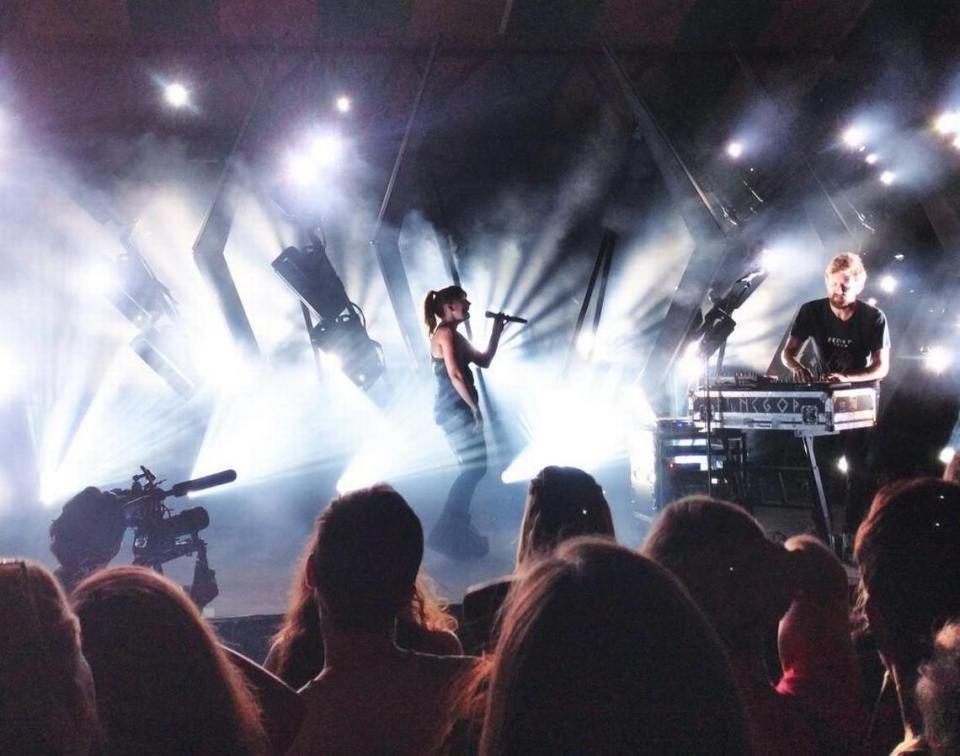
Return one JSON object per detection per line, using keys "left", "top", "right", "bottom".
{"left": 171, "top": 469, "right": 237, "bottom": 498}
{"left": 485, "top": 310, "right": 528, "bottom": 325}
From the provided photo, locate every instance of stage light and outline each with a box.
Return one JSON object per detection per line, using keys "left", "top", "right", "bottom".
{"left": 842, "top": 126, "right": 867, "bottom": 149}
{"left": 501, "top": 370, "right": 636, "bottom": 484}
{"left": 866, "top": 297, "right": 878, "bottom": 306}
{"left": 893, "top": 253, "right": 905, "bottom": 261}
{"left": 310, "top": 134, "right": 344, "bottom": 167}
{"left": 82, "top": 257, "right": 120, "bottom": 298}
{"left": 576, "top": 332, "right": 595, "bottom": 359}
{"left": 726, "top": 141, "right": 743, "bottom": 159}
{"left": 320, "top": 351, "right": 343, "bottom": 373}
{"left": 879, "top": 275, "right": 898, "bottom": 293}
{"left": 335, "top": 95, "right": 351, "bottom": 114}
{"left": 837, "top": 456, "right": 849, "bottom": 474}
{"left": 284, "top": 153, "right": 316, "bottom": 186}
{"left": 865, "top": 153, "right": 879, "bottom": 165}
{"left": 935, "top": 111, "right": 960, "bottom": 135}
{"left": 924, "top": 345, "right": 952, "bottom": 374}
{"left": 879, "top": 170, "right": 896, "bottom": 186}
{"left": 941, "top": 446, "right": 957, "bottom": 465}
{"left": 758, "top": 246, "right": 789, "bottom": 275}
{"left": 163, "top": 82, "right": 190, "bottom": 109}
{"left": 272, "top": 242, "right": 385, "bottom": 391}
{"left": 678, "top": 341, "right": 706, "bottom": 380}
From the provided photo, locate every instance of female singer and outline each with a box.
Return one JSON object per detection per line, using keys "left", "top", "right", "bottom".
{"left": 424, "top": 286, "right": 506, "bottom": 559}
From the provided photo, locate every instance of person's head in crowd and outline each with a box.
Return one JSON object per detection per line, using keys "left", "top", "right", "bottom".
{"left": 269, "top": 550, "right": 458, "bottom": 690}
{"left": 0, "top": 559, "right": 102, "bottom": 755}
{"left": 308, "top": 483, "right": 422, "bottom": 633}
{"left": 516, "top": 466, "right": 615, "bottom": 567}
{"left": 643, "top": 496, "right": 794, "bottom": 654}
{"left": 49, "top": 486, "right": 125, "bottom": 591}
{"left": 72, "top": 566, "right": 266, "bottom": 755}
{"left": 778, "top": 534, "right": 852, "bottom": 675}
{"left": 479, "top": 538, "right": 750, "bottom": 756}
{"left": 917, "top": 622, "right": 960, "bottom": 756}
{"left": 855, "top": 478, "right": 960, "bottom": 674}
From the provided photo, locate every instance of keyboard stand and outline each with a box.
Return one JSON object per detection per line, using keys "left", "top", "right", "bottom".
{"left": 799, "top": 433, "right": 836, "bottom": 552}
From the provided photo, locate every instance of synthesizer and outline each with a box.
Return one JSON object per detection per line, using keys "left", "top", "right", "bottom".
{"left": 690, "top": 382, "right": 878, "bottom": 435}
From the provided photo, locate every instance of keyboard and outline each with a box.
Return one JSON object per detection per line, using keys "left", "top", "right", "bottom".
{"left": 690, "top": 382, "right": 878, "bottom": 435}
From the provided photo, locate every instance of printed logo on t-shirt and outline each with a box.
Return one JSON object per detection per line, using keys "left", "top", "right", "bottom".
{"left": 826, "top": 336, "right": 853, "bottom": 349}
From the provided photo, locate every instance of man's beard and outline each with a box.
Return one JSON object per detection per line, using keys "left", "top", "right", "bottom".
{"left": 830, "top": 294, "right": 856, "bottom": 310}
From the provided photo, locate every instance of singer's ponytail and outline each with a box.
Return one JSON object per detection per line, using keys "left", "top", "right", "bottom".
{"left": 424, "top": 290, "right": 439, "bottom": 335}
{"left": 424, "top": 286, "right": 467, "bottom": 336}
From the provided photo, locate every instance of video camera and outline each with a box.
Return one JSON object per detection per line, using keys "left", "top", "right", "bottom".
{"left": 50, "top": 467, "right": 236, "bottom": 608}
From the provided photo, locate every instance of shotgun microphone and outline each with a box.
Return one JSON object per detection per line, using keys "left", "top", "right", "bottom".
{"left": 485, "top": 310, "right": 528, "bottom": 324}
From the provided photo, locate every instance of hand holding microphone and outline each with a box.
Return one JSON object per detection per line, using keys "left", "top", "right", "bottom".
{"left": 485, "top": 310, "right": 528, "bottom": 325}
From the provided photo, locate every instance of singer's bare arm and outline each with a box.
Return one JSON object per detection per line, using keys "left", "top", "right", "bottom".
{"left": 434, "top": 327, "right": 481, "bottom": 412}
{"left": 467, "top": 315, "right": 506, "bottom": 368}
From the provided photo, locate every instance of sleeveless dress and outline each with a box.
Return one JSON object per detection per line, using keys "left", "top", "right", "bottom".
{"left": 432, "top": 328, "right": 477, "bottom": 427}
{"left": 431, "top": 325, "right": 487, "bottom": 500}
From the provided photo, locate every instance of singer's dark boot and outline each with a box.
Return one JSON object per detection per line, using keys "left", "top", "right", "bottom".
{"left": 427, "top": 511, "right": 489, "bottom": 560}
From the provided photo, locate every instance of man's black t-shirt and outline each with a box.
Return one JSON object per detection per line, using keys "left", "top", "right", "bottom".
{"left": 789, "top": 298, "right": 890, "bottom": 374}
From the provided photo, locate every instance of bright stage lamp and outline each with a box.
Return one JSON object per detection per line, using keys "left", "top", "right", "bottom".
{"left": 935, "top": 111, "right": 960, "bottom": 135}
{"left": 82, "top": 258, "right": 121, "bottom": 298}
{"left": 320, "top": 352, "right": 343, "bottom": 373}
{"left": 879, "top": 170, "right": 896, "bottom": 186}
{"left": 865, "top": 153, "right": 879, "bottom": 165}
{"left": 285, "top": 154, "right": 316, "bottom": 186}
{"left": 164, "top": 82, "right": 190, "bottom": 109}
{"left": 837, "top": 456, "right": 849, "bottom": 474}
{"left": 866, "top": 297, "right": 877, "bottom": 306}
{"left": 758, "top": 246, "right": 789, "bottom": 275}
{"left": 335, "top": 96, "right": 351, "bottom": 114}
{"left": 941, "top": 446, "right": 957, "bottom": 465}
{"left": 879, "top": 275, "right": 897, "bottom": 293}
{"left": 726, "top": 141, "right": 743, "bottom": 159}
{"left": 924, "top": 346, "right": 952, "bottom": 375}
{"left": 310, "top": 134, "right": 344, "bottom": 167}
{"left": 842, "top": 126, "right": 867, "bottom": 149}
{"left": 679, "top": 341, "right": 706, "bottom": 380}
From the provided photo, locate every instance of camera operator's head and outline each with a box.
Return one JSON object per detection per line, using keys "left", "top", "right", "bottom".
{"left": 308, "top": 484, "right": 423, "bottom": 633}
{"left": 49, "top": 487, "right": 125, "bottom": 591}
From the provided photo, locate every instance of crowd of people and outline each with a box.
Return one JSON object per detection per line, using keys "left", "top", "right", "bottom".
{"left": 3, "top": 462, "right": 960, "bottom": 755}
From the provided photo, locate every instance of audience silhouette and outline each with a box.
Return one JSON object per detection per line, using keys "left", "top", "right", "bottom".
{"left": 6, "top": 465, "right": 960, "bottom": 756}
{"left": 776, "top": 534, "right": 867, "bottom": 755}
{"left": 644, "top": 496, "right": 817, "bottom": 756}
{"left": 855, "top": 478, "right": 960, "bottom": 756}
{"left": 479, "top": 538, "right": 751, "bottom": 755}
{"left": 72, "top": 566, "right": 268, "bottom": 755}
{"left": 462, "top": 465, "right": 615, "bottom": 654}
{"left": 286, "top": 484, "right": 475, "bottom": 756}
{"left": 917, "top": 622, "right": 960, "bottom": 756}
{"left": 0, "top": 559, "right": 102, "bottom": 755}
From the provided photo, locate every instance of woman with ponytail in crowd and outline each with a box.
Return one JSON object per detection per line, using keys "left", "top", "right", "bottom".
{"left": 423, "top": 286, "right": 507, "bottom": 559}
